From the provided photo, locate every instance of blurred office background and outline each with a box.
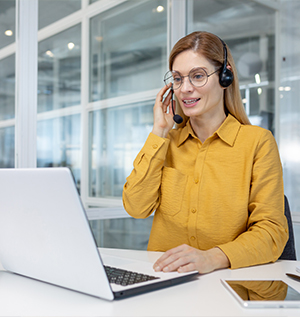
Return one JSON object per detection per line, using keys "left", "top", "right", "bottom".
{"left": 0, "top": 0, "right": 300, "bottom": 256}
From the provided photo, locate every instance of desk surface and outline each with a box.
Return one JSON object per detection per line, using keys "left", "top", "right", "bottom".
{"left": 0, "top": 248, "right": 300, "bottom": 317}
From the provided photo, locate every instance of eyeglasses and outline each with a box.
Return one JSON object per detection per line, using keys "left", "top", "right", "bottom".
{"left": 164, "top": 67, "right": 220, "bottom": 90}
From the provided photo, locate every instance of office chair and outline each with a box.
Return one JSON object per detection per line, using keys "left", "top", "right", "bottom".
{"left": 278, "top": 195, "right": 297, "bottom": 260}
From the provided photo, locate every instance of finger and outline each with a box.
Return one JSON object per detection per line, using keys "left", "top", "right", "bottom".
{"left": 153, "top": 246, "right": 188, "bottom": 271}
{"left": 162, "top": 250, "right": 202, "bottom": 273}
{"left": 156, "top": 83, "right": 172, "bottom": 103}
{"left": 153, "top": 253, "right": 171, "bottom": 271}
{"left": 154, "top": 245, "right": 184, "bottom": 266}
{"left": 154, "top": 88, "right": 171, "bottom": 116}
{"left": 178, "top": 262, "right": 197, "bottom": 273}
{"left": 161, "top": 256, "right": 191, "bottom": 272}
{"left": 163, "top": 90, "right": 173, "bottom": 108}
{"left": 162, "top": 95, "right": 172, "bottom": 114}
{"left": 160, "top": 92, "right": 173, "bottom": 115}
{"left": 154, "top": 255, "right": 180, "bottom": 272}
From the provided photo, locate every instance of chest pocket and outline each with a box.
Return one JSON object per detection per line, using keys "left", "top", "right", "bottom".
{"left": 159, "top": 167, "right": 188, "bottom": 216}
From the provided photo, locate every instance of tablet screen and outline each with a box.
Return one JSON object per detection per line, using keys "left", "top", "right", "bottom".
{"left": 222, "top": 280, "right": 300, "bottom": 308}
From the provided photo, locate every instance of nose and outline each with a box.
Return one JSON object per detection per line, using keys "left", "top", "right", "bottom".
{"left": 180, "top": 76, "right": 194, "bottom": 92}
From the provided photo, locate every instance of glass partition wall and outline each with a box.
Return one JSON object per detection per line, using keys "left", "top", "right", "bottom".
{"left": 279, "top": 0, "right": 300, "bottom": 258}
{"left": 0, "top": 0, "right": 15, "bottom": 49}
{"left": 1, "top": 0, "right": 300, "bottom": 253}
{"left": 37, "top": 24, "right": 82, "bottom": 188}
{"left": 89, "top": 0, "right": 167, "bottom": 201}
{"left": 87, "top": 0, "right": 167, "bottom": 249}
{"left": 187, "top": 0, "right": 277, "bottom": 132}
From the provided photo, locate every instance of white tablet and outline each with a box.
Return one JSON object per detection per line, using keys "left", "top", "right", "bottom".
{"left": 221, "top": 279, "right": 300, "bottom": 308}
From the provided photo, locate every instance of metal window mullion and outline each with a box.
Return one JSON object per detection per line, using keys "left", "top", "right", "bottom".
{"left": 274, "top": 9, "right": 281, "bottom": 143}
{"left": 15, "top": 0, "right": 38, "bottom": 168}
{"left": 80, "top": 11, "right": 90, "bottom": 208}
{"left": 170, "top": 0, "right": 187, "bottom": 48}
{"left": 245, "top": 88, "right": 250, "bottom": 116}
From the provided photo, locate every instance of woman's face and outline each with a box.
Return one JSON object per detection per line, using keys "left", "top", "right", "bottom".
{"left": 172, "top": 50, "right": 225, "bottom": 121}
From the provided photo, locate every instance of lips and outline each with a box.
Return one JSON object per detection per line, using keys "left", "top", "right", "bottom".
{"left": 182, "top": 98, "right": 200, "bottom": 107}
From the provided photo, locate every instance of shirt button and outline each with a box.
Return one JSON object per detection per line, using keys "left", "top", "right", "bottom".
{"left": 194, "top": 179, "right": 199, "bottom": 184}
{"left": 191, "top": 209, "right": 196, "bottom": 213}
{"left": 152, "top": 144, "right": 158, "bottom": 149}
{"left": 191, "top": 236, "right": 196, "bottom": 241}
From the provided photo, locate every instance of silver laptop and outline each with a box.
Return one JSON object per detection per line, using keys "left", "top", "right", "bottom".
{"left": 0, "top": 167, "right": 197, "bottom": 300}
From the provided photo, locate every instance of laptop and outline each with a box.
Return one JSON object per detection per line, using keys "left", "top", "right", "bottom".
{"left": 0, "top": 167, "right": 198, "bottom": 300}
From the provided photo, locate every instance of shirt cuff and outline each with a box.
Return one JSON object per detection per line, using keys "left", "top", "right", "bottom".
{"left": 217, "top": 242, "right": 247, "bottom": 270}
{"left": 141, "top": 133, "right": 170, "bottom": 161}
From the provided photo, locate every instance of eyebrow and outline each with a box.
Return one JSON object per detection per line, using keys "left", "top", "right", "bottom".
{"left": 172, "top": 67, "right": 209, "bottom": 74}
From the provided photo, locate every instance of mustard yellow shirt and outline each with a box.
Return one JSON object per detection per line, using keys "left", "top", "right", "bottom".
{"left": 123, "top": 114, "right": 288, "bottom": 269}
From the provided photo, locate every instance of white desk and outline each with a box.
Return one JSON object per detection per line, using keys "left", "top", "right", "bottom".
{"left": 0, "top": 248, "right": 300, "bottom": 317}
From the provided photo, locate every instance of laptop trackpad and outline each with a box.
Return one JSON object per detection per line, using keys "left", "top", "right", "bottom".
{"left": 101, "top": 254, "right": 136, "bottom": 267}
{"left": 100, "top": 253, "right": 156, "bottom": 276}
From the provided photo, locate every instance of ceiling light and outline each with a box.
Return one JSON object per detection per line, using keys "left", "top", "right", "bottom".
{"left": 279, "top": 86, "right": 291, "bottom": 91}
{"left": 4, "top": 29, "right": 13, "bottom": 36}
{"left": 68, "top": 42, "right": 75, "bottom": 50}
{"left": 255, "top": 73, "right": 261, "bottom": 84}
{"left": 156, "top": 6, "right": 164, "bottom": 12}
{"left": 257, "top": 88, "right": 262, "bottom": 95}
{"left": 45, "top": 50, "right": 54, "bottom": 58}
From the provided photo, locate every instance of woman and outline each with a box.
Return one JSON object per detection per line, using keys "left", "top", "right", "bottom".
{"left": 122, "top": 31, "right": 288, "bottom": 274}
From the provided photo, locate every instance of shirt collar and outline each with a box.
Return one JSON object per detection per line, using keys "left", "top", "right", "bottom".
{"left": 176, "top": 114, "right": 241, "bottom": 147}
{"left": 216, "top": 114, "right": 241, "bottom": 146}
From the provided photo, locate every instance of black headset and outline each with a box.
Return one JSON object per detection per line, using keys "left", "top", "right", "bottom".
{"left": 218, "top": 38, "right": 234, "bottom": 88}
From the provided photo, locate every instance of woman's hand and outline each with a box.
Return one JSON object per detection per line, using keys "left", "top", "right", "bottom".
{"left": 153, "top": 244, "right": 230, "bottom": 274}
{"left": 151, "top": 84, "right": 176, "bottom": 138}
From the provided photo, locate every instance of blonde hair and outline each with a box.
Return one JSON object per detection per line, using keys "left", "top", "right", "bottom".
{"left": 169, "top": 31, "right": 251, "bottom": 126}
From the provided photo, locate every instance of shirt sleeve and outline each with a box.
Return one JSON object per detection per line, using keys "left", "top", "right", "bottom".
{"left": 122, "top": 133, "right": 170, "bottom": 219}
{"left": 217, "top": 130, "right": 289, "bottom": 269}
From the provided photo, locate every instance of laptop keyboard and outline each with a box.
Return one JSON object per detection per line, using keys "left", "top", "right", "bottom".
{"left": 104, "top": 265, "right": 159, "bottom": 286}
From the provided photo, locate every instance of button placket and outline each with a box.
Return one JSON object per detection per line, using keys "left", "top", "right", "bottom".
{"left": 189, "top": 142, "right": 210, "bottom": 247}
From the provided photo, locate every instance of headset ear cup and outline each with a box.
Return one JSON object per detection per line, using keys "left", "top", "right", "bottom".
{"left": 219, "top": 68, "right": 234, "bottom": 87}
